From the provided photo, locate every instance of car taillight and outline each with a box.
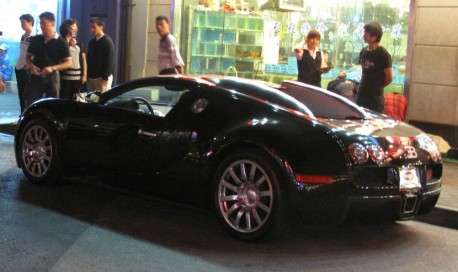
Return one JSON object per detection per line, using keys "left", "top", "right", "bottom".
{"left": 295, "top": 174, "right": 333, "bottom": 184}
{"left": 349, "top": 143, "right": 385, "bottom": 164}
{"left": 349, "top": 143, "right": 369, "bottom": 164}
{"left": 368, "top": 145, "right": 385, "bottom": 164}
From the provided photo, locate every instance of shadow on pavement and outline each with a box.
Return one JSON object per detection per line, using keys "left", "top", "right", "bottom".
{"left": 415, "top": 207, "right": 458, "bottom": 230}
{"left": 0, "top": 123, "right": 17, "bottom": 136}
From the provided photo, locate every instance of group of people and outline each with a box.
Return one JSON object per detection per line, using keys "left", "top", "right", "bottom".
{"left": 0, "top": 12, "right": 115, "bottom": 114}
{"left": 0, "top": 12, "right": 183, "bottom": 114}
{"left": 294, "top": 21, "right": 407, "bottom": 120}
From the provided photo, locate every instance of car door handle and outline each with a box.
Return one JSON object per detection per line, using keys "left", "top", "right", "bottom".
{"left": 138, "top": 129, "right": 157, "bottom": 138}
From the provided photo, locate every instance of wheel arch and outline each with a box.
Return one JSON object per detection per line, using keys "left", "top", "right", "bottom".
{"left": 209, "top": 140, "right": 296, "bottom": 192}
{"left": 15, "top": 110, "right": 64, "bottom": 168}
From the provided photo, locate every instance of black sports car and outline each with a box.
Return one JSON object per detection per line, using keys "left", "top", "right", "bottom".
{"left": 15, "top": 75, "right": 442, "bottom": 241}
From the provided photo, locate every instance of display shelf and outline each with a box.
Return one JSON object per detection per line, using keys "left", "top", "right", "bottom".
{"left": 187, "top": 6, "right": 264, "bottom": 76}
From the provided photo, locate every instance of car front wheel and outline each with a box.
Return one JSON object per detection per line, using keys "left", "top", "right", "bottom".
{"left": 18, "top": 119, "right": 62, "bottom": 184}
{"left": 214, "top": 149, "right": 288, "bottom": 241}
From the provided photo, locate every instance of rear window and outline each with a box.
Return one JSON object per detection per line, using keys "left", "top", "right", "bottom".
{"left": 279, "top": 81, "right": 366, "bottom": 120}
{"left": 209, "top": 77, "right": 312, "bottom": 115}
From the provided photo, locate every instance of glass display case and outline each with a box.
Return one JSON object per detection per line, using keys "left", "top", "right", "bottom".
{"left": 186, "top": 6, "right": 264, "bottom": 77}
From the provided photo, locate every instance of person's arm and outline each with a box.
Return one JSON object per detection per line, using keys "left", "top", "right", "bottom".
{"left": 293, "top": 38, "right": 306, "bottom": 60}
{"left": 102, "top": 37, "right": 115, "bottom": 86}
{"left": 384, "top": 67, "right": 394, "bottom": 86}
{"left": 81, "top": 52, "right": 87, "bottom": 83}
{"left": 0, "top": 76, "right": 5, "bottom": 93}
{"left": 41, "top": 58, "right": 72, "bottom": 76}
{"left": 26, "top": 53, "right": 41, "bottom": 76}
{"left": 169, "top": 36, "right": 185, "bottom": 75}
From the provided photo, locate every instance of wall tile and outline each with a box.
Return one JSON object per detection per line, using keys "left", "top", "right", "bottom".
{"left": 148, "top": 5, "right": 172, "bottom": 33}
{"left": 417, "top": 0, "right": 458, "bottom": 6}
{"left": 150, "top": 0, "right": 172, "bottom": 5}
{"left": 411, "top": 46, "right": 458, "bottom": 86}
{"left": 408, "top": 83, "right": 458, "bottom": 125}
{"left": 415, "top": 7, "right": 458, "bottom": 46}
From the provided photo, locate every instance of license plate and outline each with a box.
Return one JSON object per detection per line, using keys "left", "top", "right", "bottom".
{"left": 399, "top": 167, "right": 421, "bottom": 190}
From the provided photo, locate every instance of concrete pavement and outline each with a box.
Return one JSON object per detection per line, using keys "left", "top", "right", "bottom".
{"left": 0, "top": 92, "right": 20, "bottom": 125}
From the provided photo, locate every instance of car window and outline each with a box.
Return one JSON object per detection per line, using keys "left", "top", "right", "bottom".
{"left": 104, "top": 86, "right": 189, "bottom": 117}
{"left": 279, "top": 81, "right": 366, "bottom": 119}
{"left": 207, "top": 77, "right": 312, "bottom": 116}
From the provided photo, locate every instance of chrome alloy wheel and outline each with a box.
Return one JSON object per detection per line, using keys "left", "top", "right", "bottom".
{"left": 21, "top": 124, "right": 53, "bottom": 178}
{"left": 217, "top": 159, "right": 274, "bottom": 234}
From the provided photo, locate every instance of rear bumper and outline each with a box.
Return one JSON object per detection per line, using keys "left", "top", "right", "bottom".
{"left": 289, "top": 174, "right": 442, "bottom": 224}
{"left": 340, "top": 189, "right": 441, "bottom": 222}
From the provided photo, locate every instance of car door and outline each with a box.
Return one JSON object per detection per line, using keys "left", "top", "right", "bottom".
{"left": 64, "top": 86, "right": 168, "bottom": 172}
{"left": 132, "top": 85, "right": 200, "bottom": 173}
{"left": 64, "top": 105, "right": 163, "bottom": 172}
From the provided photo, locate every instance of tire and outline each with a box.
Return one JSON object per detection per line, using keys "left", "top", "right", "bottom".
{"left": 18, "top": 119, "right": 62, "bottom": 184}
{"left": 214, "top": 148, "right": 288, "bottom": 241}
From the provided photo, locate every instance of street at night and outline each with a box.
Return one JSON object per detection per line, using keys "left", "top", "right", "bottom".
{"left": 1, "top": 133, "right": 457, "bottom": 272}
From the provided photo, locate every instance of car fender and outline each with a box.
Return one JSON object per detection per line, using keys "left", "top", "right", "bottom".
{"left": 15, "top": 99, "right": 71, "bottom": 168}
{"left": 209, "top": 117, "right": 349, "bottom": 188}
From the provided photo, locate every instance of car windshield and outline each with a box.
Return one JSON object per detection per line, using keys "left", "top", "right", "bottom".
{"left": 278, "top": 81, "right": 367, "bottom": 120}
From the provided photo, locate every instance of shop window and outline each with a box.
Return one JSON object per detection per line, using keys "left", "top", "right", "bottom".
{"left": 179, "top": 0, "right": 409, "bottom": 92}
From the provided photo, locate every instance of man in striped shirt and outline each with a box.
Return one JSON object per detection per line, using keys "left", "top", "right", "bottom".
{"left": 156, "top": 15, "right": 184, "bottom": 75}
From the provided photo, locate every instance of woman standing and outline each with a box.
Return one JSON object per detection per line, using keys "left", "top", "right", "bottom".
{"left": 59, "top": 19, "right": 87, "bottom": 100}
{"left": 293, "top": 29, "right": 330, "bottom": 88}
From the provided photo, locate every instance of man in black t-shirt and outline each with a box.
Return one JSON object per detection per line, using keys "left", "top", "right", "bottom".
{"left": 356, "top": 21, "right": 393, "bottom": 113}
{"left": 25, "top": 12, "right": 71, "bottom": 108}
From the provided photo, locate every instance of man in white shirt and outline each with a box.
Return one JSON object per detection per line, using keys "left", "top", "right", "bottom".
{"left": 15, "top": 14, "right": 34, "bottom": 112}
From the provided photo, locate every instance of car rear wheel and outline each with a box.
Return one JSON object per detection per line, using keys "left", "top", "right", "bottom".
{"left": 19, "top": 119, "right": 61, "bottom": 184}
{"left": 214, "top": 149, "right": 288, "bottom": 241}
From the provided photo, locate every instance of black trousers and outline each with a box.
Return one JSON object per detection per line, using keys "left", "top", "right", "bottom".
{"left": 159, "top": 68, "right": 178, "bottom": 75}
{"left": 24, "top": 72, "right": 60, "bottom": 108}
{"left": 60, "top": 79, "right": 82, "bottom": 100}
{"left": 15, "top": 68, "right": 30, "bottom": 113}
{"left": 356, "top": 93, "right": 384, "bottom": 113}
